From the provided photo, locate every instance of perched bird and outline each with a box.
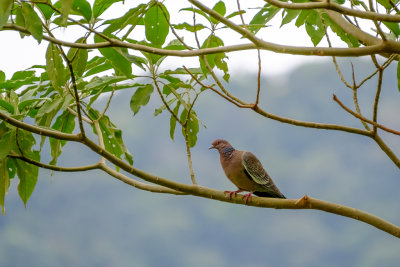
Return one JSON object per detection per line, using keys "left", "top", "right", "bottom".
{"left": 209, "top": 139, "right": 286, "bottom": 203}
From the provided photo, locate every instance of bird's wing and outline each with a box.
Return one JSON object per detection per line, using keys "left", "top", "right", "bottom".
{"left": 242, "top": 151, "right": 271, "bottom": 185}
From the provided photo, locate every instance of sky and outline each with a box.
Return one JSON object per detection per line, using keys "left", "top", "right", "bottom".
{"left": 0, "top": 0, "right": 333, "bottom": 79}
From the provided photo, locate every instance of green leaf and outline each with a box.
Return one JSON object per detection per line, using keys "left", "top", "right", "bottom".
{"left": 305, "top": 11, "right": 324, "bottom": 46}
{"left": 88, "top": 109, "right": 133, "bottom": 165}
{"left": 249, "top": 4, "right": 279, "bottom": 34}
{"left": 0, "top": 70, "right": 5, "bottom": 82}
{"left": 15, "top": 6, "right": 29, "bottom": 38}
{"left": 0, "top": 99, "right": 14, "bottom": 114}
{"left": 67, "top": 38, "right": 88, "bottom": 77}
{"left": 322, "top": 13, "right": 359, "bottom": 47}
{"left": 170, "top": 101, "right": 180, "bottom": 141}
{"left": 180, "top": 109, "right": 199, "bottom": 147}
{"left": 16, "top": 151, "right": 39, "bottom": 207}
{"left": 94, "top": 35, "right": 132, "bottom": 77}
{"left": 154, "top": 97, "right": 176, "bottom": 116}
{"left": 225, "top": 10, "right": 246, "bottom": 19}
{"left": 49, "top": 111, "right": 75, "bottom": 165}
{"left": 46, "top": 43, "right": 67, "bottom": 94}
{"left": 200, "top": 35, "right": 229, "bottom": 81}
{"left": 210, "top": 1, "right": 226, "bottom": 24}
{"left": 72, "top": 0, "right": 92, "bottom": 21}
{"left": 144, "top": 3, "right": 169, "bottom": 46}
{"left": 173, "top": 22, "right": 205, "bottom": 32}
{"left": 104, "top": 4, "right": 146, "bottom": 34}
{"left": 383, "top": 21, "right": 400, "bottom": 37}
{"left": 180, "top": 7, "right": 210, "bottom": 23}
{"left": 21, "top": 3, "right": 43, "bottom": 43}
{"left": 295, "top": 10, "right": 311, "bottom": 27}
{"left": 281, "top": 9, "right": 301, "bottom": 27}
{"left": 130, "top": 84, "right": 154, "bottom": 115}
{"left": 93, "top": 0, "right": 122, "bottom": 18}
{"left": 60, "top": 0, "right": 74, "bottom": 24}
{"left": 377, "top": 0, "right": 392, "bottom": 9}
{"left": 35, "top": 95, "right": 64, "bottom": 127}
{"left": 0, "top": 130, "right": 14, "bottom": 160}
{"left": 0, "top": 0, "right": 12, "bottom": 29}
{"left": 0, "top": 158, "right": 10, "bottom": 214}
{"left": 36, "top": 3, "right": 55, "bottom": 20}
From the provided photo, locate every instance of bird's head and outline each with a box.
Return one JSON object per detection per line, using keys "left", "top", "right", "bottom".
{"left": 209, "top": 139, "right": 233, "bottom": 151}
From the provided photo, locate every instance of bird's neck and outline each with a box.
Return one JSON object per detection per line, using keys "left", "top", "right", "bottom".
{"left": 221, "top": 146, "right": 235, "bottom": 158}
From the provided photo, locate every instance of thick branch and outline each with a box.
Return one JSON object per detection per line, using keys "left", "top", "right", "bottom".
{"left": 3, "top": 24, "right": 399, "bottom": 57}
{"left": 264, "top": 0, "right": 400, "bottom": 22}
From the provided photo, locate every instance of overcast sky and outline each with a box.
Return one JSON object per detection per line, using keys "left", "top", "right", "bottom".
{"left": 0, "top": 0, "right": 334, "bottom": 78}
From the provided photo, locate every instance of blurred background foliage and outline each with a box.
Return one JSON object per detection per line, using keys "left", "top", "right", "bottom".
{"left": 1, "top": 59, "right": 399, "bottom": 266}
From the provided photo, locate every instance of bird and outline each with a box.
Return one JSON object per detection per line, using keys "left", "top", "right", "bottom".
{"left": 209, "top": 139, "right": 286, "bottom": 203}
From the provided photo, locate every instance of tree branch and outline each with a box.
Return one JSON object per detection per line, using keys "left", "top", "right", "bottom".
{"left": 264, "top": 0, "right": 400, "bottom": 22}
{"left": 3, "top": 24, "right": 398, "bottom": 57}
{"left": 333, "top": 94, "right": 400, "bottom": 136}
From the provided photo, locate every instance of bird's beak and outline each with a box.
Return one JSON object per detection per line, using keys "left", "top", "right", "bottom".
{"left": 209, "top": 145, "right": 215, "bottom": 150}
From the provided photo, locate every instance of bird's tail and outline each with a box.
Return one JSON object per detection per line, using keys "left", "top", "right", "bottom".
{"left": 253, "top": 191, "right": 286, "bottom": 199}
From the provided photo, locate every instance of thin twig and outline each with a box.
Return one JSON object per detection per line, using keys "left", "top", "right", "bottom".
{"left": 333, "top": 94, "right": 400, "bottom": 136}
{"left": 351, "top": 63, "right": 370, "bottom": 130}
{"left": 255, "top": 49, "right": 262, "bottom": 108}
{"left": 9, "top": 152, "right": 99, "bottom": 172}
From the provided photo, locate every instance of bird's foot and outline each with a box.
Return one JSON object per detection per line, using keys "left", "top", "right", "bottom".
{"left": 224, "top": 190, "right": 243, "bottom": 200}
{"left": 242, "top": 192, "right": 253, "bottom": 204}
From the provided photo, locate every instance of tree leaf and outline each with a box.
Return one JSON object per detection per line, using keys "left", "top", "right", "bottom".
{"left": 281, "top": 9, "right": 301, "bottom": 27}
{"left": 36, "top": 3, "right": 55, "bottom": 20}
{"left": 67, "top": 37, "right": 88, "bottom": 77}
{"left": 0, "top": 158, "right": 10, "bottom": 214}
{"left": 16, "top": 151, "right": 39, "bottom": 207}
{"left": 170, "top": 101, "right": 180, "bottom": 141}
{"left": 104, "top": 4, "right": 146, "bottom": 34}
{"left": 130, "top": 84, "right": 154, "bottom": 115}
{"left": 179, "top": 7, "right": 210, "bottom": 23}
{"left": 93, "top": 0, "right": 122, "bottom": 18}
{"left": 21, "top": 3, "right": 43, "bottom": 43}
{"left": 0, "top": 99, "right": 14, "bottom": 114}
{"left": 94, "top": 35, "right": 133, "bottom": 77}
{"left": 305, "top": 11, "right": 324, "bottom": 46}
{"left": 180, "top": 109, "right": 199, "bottom": 147}
{"left": 49, "top": 111, "right": 75, "bottom": 165}
{"left": 46, "top": 43, "right": 67, "bottom": 94}
{"left": 72, "top": 0, "right": 92, "bottom": 22}
{"left": 210, "top": 1, "right": 226, "bottom": 24}
{"left": 144, "top": 3, "right": 169, "bottom": 46}
{"left": 88, "top": 109, "right": 133, "bottom": 165}
{"left": 383, "top": 21, "right": 400, "bottom": 37}
{"left": 249, "top": 4, "right": 279, "bottom": 34}
{"left": 60, "top": 0, "right": 74, "bottom": 24}
{"left": 226, "top": 10, "right": 246, "bottom": 19}
{"left": 0, "top": 0, "right": 12, "bottom": 29}
{"left": 0, "top": 70, "right": 5, "bottom": 83}
{"left": 0, "top": 130, "right": 14, "bottom": 160}
{"left": 173, "top": 22, "right": 205, "bottom": 32}
{"left": 295, "top": 10, "right": 311, "bottom": 27}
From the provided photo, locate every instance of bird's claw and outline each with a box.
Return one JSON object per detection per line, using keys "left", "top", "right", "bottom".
{"left": 242, "top": 192, "right": 253, "bottom": 204}
{"left": 224, "top": 190, "right": 242, "bottom": 200}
